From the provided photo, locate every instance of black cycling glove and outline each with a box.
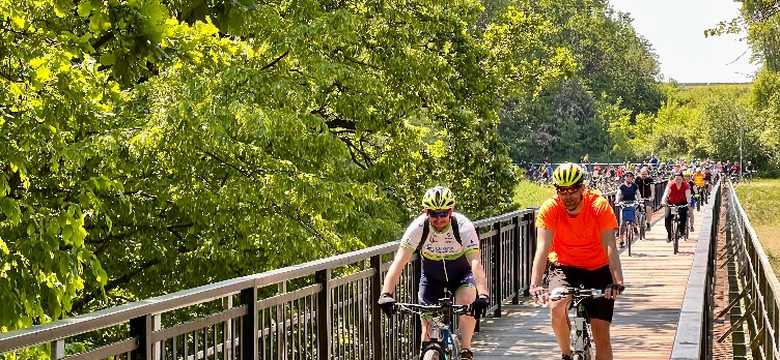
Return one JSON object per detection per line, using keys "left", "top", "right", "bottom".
{"left": 606, "top": 283, "right": 625, "bottom": 294}
{"left": 377, "top": 293, "right": 396, "bottom": 316}
{"left": 470, "top": 294, "right": 489, "bottom": 319}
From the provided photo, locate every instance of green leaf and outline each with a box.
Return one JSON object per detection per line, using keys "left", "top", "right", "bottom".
{"left": 77, "top": 1, "right": 92, "bottom": 17}
{"left": 0, "top": 198, "right": 21, "bottom": 225}
{"left": 99, "top": 53, "right": 115, "bottom": 65}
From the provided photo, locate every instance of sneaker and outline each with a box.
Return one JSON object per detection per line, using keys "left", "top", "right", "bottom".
{"left": 647, "top": 223, "right": 652, "bottom": 231}
{"left": 634, "top": 227, "right": 639, "bottom": 235}
{"left": 619, "top": 241, "right": 625, "bottom": 248}
{"left": 667, "top": 236, "right": 672, "bottom": 243}
{"left": 562, "top": 355, "right": 574, "bottom": 360}
{"left": 460, "top": 349, "right": 474, "bottom": 360}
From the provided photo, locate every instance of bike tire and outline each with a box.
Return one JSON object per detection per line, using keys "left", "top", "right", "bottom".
{"left": 696, "top": 198, "right": 700, "bottom": 212}
{"left": 671, "top": 220, "right": 678, "bottom": 254}
{"left": 673, "top": 223, "right": 680, "bottom": 254}
{"left": 627, "top": 222, "right": 633, "bottom": 256}
{"left": 421, "top": 348, "right": 445, "bottom": 360}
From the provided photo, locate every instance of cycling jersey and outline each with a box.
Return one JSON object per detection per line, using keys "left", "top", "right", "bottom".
{"left": 634, "top": 176, "right": 654, "bottom": 198}
{"left": 618, "top": 182, "right": 639, "bottom": 201}
{"left": 666, "top": 182, "right": 690, "bottom": 205}
{"left": 693, "top": 173, "right": 706, "bottom": 187}
{"left": 536, "top": 190, "right": 618, "bottom": 270}
{"left": 400, "top": 212, "right": 480, "bottom": 282}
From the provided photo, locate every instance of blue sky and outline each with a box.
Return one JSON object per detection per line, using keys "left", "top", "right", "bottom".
{"left": 609, "top": 0, "right": 760, "bottom": 83}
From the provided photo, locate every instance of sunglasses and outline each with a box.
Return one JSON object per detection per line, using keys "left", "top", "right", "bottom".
{"left": 427, "top": 210, "right": 451, "bottom": 218}
{"left": 555, "top": 186, "right": 580, "bottom": 195}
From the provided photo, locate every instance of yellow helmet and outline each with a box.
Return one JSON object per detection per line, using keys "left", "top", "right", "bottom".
{"left": 422, "top": 186, "right": 455, "bottom": 210}
{"left": 552, "top": 163, "right": 584, "bottom": 187}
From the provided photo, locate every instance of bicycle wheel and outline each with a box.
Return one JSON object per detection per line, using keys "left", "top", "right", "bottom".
{"left": 671, "top": 219, "right": 678, "bottom": 254}
{"left": 421, "top": 348, "right": 445, "bottom": 360}
{"left": 638, "top": 212, "right": 646, "bottom": 240}
{"left": 673, "top": 220, "right": 680, "bottom": 254}
{"left": 572, "top": 346, "right": 594, "bottom": 360}
{"left": 626, "top": 221, "right": 634, "bottom": 257}
{"left": 696, "top": 197, "right": 700, "bottom": 212}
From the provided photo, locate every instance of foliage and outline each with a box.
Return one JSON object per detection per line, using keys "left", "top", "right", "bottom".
{"left": 495, "top": 0, "right": 664, "bottom": 163}
{"left": 0, "top": 0, "right": 578, "bottom": 330}
{"left": 512, "top": 178, "right": 555, "bottom": 209}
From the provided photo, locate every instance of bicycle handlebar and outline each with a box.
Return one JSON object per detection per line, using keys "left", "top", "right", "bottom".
{"left": 548, "top": 287, "right": 605, "bottom": 301}
{"left": 394, "top": 302, "right": 471, "bottom": 316}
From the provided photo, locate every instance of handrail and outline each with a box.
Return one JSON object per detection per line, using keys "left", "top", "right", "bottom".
{"left": 0, "top": 242, "right": 399, "bottom": 354}
{"left": 0, "top": 181, "right": 673, "bottom": 360}
{"left": 670, "top": 180, "right": 722, "bottom": 359}
{"left": 0, "top": 207, "right": 539, "bottom": 360}
{"left": 722, "top": 179, "right": 780, "bottom": 359}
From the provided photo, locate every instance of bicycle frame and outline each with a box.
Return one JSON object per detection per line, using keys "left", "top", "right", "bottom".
{"left": 668, "top": 204, "right": 687, "bottom": 254}
{"left": 618, "top": 201, "right": 639, "bottom": 255}
{"left": 395, "top": 292, "right": 470, "bottom": 360}
{"left": 549, "top": 287, "right": 605, "bottom": 360}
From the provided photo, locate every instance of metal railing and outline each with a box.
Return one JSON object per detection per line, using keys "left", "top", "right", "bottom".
{"left": 0, "top": 206, "right": 544, "bottom": 360}
{"left": 717, "top": 180, "right": 780, "bottom": 359}
{"left": 0, "top": 181, "right": 672, "bottom": 360}
{"left": 670, "top": 179, "right": 722, "bottom": 359}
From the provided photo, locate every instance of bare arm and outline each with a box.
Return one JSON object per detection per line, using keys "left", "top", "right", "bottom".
{"left": 380, "top": 247, "right": 415, "bottom": 295}
{"left": 466, "top": 252, "right": 489, "bottom": 296}
{"left": 685, "top": 189, "right": 692, "bottom": 204}
{"left": 600, "top": 228, "right": 624, "bottom": 299}
{"left": 530, "top": 228, "right": 554, "bottom": 287}
{"left": 660, "top": 186, "right": 671, "bottom": 205}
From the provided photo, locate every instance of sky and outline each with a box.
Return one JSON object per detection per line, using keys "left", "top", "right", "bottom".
{"left": 609, "top": 0, "right": 760, "bottom": 83}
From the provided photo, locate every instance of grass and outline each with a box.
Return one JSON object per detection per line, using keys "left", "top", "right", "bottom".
{"left": 734, "top": 179, "right": 780, "bottom": 272}
{"left": 512, "top": 180, "right": 556, "bottom": 210}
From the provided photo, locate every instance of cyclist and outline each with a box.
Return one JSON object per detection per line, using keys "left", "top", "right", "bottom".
{"left": 616, "top": 171, "right": 640, "bottom": 248}
{"left": 634, "top": 167, "right": 655, "bottom": 230}
{"left": 530, "top": 163, "right": 625, "bottom": 360}
{"left": 745, "top": 161, "right": 756, "bottom": 180}
{"left": 684, "top": 171, "right": 696, "bottom": 231}
{"left": 660, "top": 172, "right": 692, "bottom": 242}
{"left": 377, "top": 186, "right": 489, "bottom": 360}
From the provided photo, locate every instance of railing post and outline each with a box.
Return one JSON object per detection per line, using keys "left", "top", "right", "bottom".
{"left": 512, "top": 215, "right": 521, "bottom": 304}
{"left": 525, "top": 210, "right": 537, "bottom": 296}
{"left": 492, "top": 221, "right": 502, "bottom": 317}
{"left": 240, "top": 287, "right": 258, "bottom": 360}
{"left": 129, "top": 315, "right": 151, "bottom": 360}
{"left": 315, "top": 269, "right": 332, "bottom": 360}
{"left": 370, "top": 255, "right": 384, "bottom": 360}
{"left": 50, "top": 340, "right": 64, "bottom": 360}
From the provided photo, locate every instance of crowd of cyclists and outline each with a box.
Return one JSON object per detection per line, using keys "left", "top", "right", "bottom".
{"left": 378, "top": 156, "right": 754, "bottom": 360}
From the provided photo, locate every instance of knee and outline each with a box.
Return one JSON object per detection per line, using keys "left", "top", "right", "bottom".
{"left": 549, "top": 299, "right": 569, "bottom": 318}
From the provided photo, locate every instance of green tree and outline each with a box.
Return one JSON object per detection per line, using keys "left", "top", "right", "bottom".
{"left": 1, "top": 0, "right": 576, "bottom": 330}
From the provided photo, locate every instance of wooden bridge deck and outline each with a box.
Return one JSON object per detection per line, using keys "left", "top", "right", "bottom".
{"left": 472, "top": 207, "right": 703, "bottom": 359}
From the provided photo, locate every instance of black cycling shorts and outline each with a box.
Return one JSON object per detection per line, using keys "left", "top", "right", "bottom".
{"left": 418, "top": 272, "right": 476, "bottom": 305}
{"left": 547, "top": 264, "right": 615, "bottom": 322}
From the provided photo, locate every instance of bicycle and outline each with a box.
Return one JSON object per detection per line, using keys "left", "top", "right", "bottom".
{"left": 549, "top": 287, "right": 605, "bottom": 360}
{"left": 617, "top": 201, "right": 639, "bottom": 256}
{"left": 394, "top": 291, "right": 471, "bottom": 360}
{"left": 637, "top": 198, "right": 647, "bottom": 240}
{"left": 667, "top": 204, "right": 688, "bottom": 255}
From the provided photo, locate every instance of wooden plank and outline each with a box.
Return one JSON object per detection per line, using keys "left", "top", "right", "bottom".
{"left": 471, "top": 208, "right": 705, "bottom": 359}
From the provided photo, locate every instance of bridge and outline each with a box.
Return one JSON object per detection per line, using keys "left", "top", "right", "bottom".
{"left": 0, "top": 180, "right": 777, "bottom": 360}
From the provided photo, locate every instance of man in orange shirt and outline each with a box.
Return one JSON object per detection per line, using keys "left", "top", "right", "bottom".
{"left": 530, "top": 163, "right": 625, "bottom": 360}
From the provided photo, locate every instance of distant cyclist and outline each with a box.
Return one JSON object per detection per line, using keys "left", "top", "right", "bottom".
{"left": 530, "top": 163, "right": 625, "bottom": 360}
{"left": 634, "top": 167, "right": 655, "bottom": 230}
{"left": 616, "top": 171, "right": 639, "bottom": 248}
{"left": 660, "top": 172, "right": 692, "bottom": 242}
{"left": 377, "top": 186, "right": 489, "bottom": 360}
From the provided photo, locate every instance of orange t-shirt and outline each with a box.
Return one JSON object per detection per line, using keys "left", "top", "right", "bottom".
{"left": 535, "top": 190, "right": 618, "bottom": 270}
